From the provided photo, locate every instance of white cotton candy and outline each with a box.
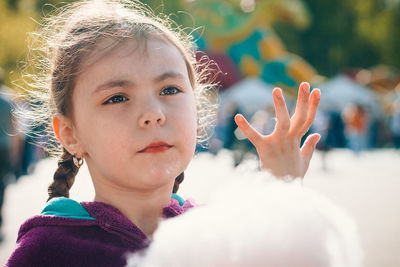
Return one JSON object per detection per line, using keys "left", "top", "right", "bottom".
{"left": 126, "top": 159, "right": 363, "bottom": 267}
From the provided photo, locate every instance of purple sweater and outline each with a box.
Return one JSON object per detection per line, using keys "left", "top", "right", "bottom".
{"left": 5, "top": 196, "right": 194, "bottom": 267}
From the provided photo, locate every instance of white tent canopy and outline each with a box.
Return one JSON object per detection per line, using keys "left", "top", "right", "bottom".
{"left": 219, "top": 78, "right": 275, "bottom": 118}
{"left": 318, "top": 75, "right": 383, "bottom": 117}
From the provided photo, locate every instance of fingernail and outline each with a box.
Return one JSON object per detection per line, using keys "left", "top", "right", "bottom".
{"left": 300, "top": 82, "right": 310, "bottom": 88}
{"left": 235, "top": 114, "right": 243, "bottom": 122}
{"left": 274, "top": 88, "right": 282, "bottom": 97}
{"left": 313, "top": 88, "right": 321, "bottom": 100}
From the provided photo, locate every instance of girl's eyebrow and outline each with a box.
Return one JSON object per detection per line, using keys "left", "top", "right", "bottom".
{"left": 94, "top": 80, "right": 133, "bottom": 94}
{"left": 93, "top": 71, "right": 185, "bottom": 94}
{"left": 154, "top": 71, "right": 185, "bottom": 83}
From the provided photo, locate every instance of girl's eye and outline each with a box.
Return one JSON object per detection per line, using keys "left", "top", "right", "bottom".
{"left": 160, "top": 86, "right": 181, "bottom": 96}
{"left": 103, "top": 94, "right": 129, "bottom": 105}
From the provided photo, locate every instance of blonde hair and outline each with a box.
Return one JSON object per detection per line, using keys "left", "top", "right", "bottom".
{"left": 19, "top": 0, "right": 216, "bottom": 200}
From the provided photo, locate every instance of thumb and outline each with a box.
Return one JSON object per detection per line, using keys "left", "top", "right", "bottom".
{"left": 234, "top": 114, "right": 262, "bottom": 146}
{"left": 300, "top": 133, "right": 321, "bottom": 166}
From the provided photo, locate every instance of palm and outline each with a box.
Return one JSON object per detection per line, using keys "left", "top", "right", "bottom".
{"left": 234, "top": 82, "right": 321, "bottom": 178}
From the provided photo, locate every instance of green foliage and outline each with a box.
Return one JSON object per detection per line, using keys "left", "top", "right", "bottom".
{"left": 0, "top": 1, "right": 37, "bottom": 88}
{"left": 275, "top": 0, "right": 400, "bottom": 76}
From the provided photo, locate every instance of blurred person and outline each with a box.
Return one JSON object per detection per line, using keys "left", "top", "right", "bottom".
{"left": 342, "top": 103, "right": 369, "bottom": 155}
{"left": 0, "top": 68, "right": 18, "bottom": 242}
{"left": 11, "top": 100, "right": 37, "bottom": 179}
{"left": 325, "top": 110, "right": 346, "bottom": 148}
{"left": 223, "top": 103, "right": 254, "bottom": 167}
{"left": 390, "top": 98, "right": 400, "bottom": 149}
{"left": 223, "top": 102, "right": 242, "bottom": 150}
{"left": 15, "top": 100, "right": 48, "bottom": 178}
{"left": 128, "top": 175, "right": 363, "bottom": 267}
{"left": 312, "top": 110, "right": 331, "bottom": 170}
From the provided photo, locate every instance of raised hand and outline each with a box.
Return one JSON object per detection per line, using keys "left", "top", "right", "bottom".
{"left": 234, "top": 82, "right": 321, "bottom": 178}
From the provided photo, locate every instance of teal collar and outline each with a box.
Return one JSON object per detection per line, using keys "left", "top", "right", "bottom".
{"left": 41, "top": 197, "right": 96, "bottom": 220}
{"left": 171, "top": 193, "right": 185, "bottom": 206}
{"left": 42, "top": 194, "right": 185, "bottom": 220}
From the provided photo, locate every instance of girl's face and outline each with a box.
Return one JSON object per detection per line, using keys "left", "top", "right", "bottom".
{"left": 70, "top": 38, "right": 197, "bottom": 192}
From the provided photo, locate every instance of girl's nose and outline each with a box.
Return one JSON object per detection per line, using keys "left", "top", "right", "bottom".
{"left": 138, "top": 105, "right": 166, "bottom": 128}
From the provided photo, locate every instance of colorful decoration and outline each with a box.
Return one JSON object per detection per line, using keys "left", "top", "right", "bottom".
{"left": 182, "top": 0, "right": 322, "bottom": 94}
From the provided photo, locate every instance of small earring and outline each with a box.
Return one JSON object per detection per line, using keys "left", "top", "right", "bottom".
{"left": 73, "top": 155, "right": 84, "bottom": 168}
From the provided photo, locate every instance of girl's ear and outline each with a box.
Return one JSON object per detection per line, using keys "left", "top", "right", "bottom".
{"left": 53, "top": 114, "right": 83, "bottom": 156}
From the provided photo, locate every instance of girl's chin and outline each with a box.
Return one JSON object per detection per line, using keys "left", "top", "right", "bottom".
{"left": 136, "top": 168, "right": 181, "bottom": 184}
{"left": 139, "top": 158, "right": 183, "bottom": 175}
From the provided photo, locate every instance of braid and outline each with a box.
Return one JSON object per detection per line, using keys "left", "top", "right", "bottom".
{"left": 173, "top": 172, "right": 184, "bottom": 194}
{"left": 47, "top": 148, "right": 80, "bottom": 202}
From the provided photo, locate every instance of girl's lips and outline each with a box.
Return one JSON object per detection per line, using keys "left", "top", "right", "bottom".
{"left": 139, "top": 142, "right": 172, "bottom": 153}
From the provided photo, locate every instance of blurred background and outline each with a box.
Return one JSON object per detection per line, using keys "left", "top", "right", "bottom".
{"left": 0, "top": 0, "right": 400, "bottom": 266}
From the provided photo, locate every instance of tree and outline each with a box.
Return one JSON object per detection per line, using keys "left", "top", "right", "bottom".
{"left": 275, "top": 0, "right": 400, "bottom": 76}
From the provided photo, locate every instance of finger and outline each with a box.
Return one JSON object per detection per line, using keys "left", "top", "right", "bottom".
{"left": 234, "top": 114, "right": 263, "bottom": 145}
{"left": 271, "top": 88, "right": 290, "bottom": 137}
{"left": 299, "top": 88, "right": 321, "bottom": 137}
{"left": 289, "top": 82, "right": 310, "bottom": 136}
{"left": 300, "top": 133, "right": 321, "bottom": 166}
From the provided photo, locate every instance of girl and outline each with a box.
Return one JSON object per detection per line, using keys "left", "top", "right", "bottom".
{"left": 6, "top": 0, "right": 320, "bottom": 266}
